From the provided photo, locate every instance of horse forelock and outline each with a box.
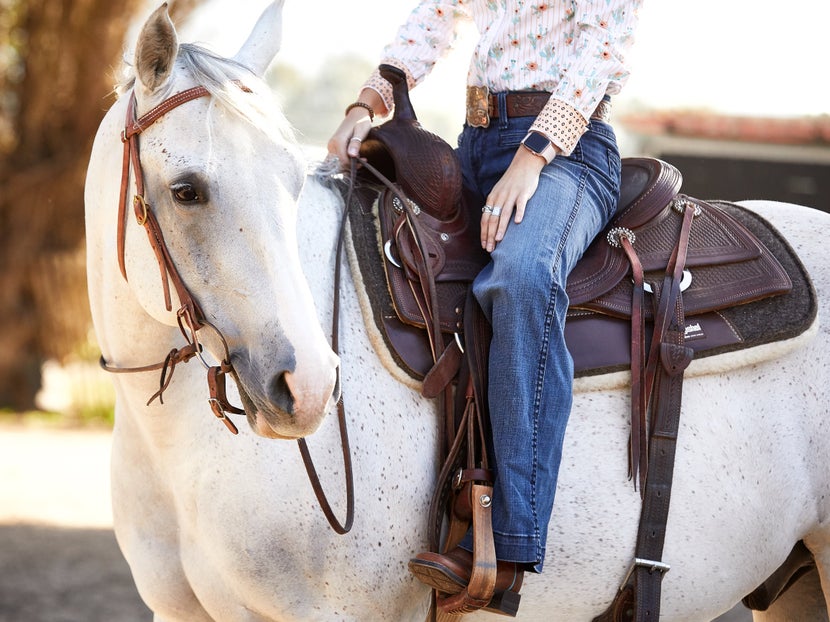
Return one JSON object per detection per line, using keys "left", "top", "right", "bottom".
{"left": 117, "top": 43, "right": 296, "bottom": 146}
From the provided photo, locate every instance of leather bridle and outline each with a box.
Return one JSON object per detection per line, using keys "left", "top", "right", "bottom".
{"left": 101, "top": 85, "right": 244, "bottom": 433}
{"left": 99, "top": 85, "right": 354, "bottom": 534}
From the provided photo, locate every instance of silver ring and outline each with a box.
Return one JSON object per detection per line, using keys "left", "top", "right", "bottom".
{"left": 491, "top": 206, "right": 503, "bottom": 217}
{"left": 350, "top": 136, "right": 362, "bottom": 142}
{"left": 481, "top": 205, "right": 493, "bottom": 214}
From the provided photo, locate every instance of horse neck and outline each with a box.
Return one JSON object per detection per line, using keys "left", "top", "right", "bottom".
{"left": 295, "top": 169, "right": 342, "bottom": 310}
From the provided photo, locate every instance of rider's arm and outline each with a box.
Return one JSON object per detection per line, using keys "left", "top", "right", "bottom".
{"left": 530, "top": 0, "right": 641, "bottom": 156}
{"left": 361, "top": 1, "right": 471, "bottom": 118}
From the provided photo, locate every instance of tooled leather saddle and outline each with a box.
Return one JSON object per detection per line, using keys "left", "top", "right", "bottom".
{"left": 342, "top": 64, "right": 812, "bottom": 620}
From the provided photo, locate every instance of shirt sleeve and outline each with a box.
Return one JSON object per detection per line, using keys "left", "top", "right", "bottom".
{"left": 361, "top": 1, "right": 471, "bottom": 113}
{"left": 531, "top": 0, "right": 641, "bottom": 155}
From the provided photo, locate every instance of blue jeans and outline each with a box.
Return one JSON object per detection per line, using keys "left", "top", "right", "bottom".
{"left": 457, "top": 100, "right": 621, "bottom": 572}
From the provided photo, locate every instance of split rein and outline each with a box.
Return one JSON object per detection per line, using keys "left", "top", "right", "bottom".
{"left": 98, "top": 85, "right": 354, "bottom": 534}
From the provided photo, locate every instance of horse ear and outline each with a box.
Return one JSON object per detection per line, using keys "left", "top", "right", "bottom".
{"left": 232, "top": 0, "right": 285, "bottom": 77}
{"left": 135, "top": 3, "right": 179, "bottom": 92}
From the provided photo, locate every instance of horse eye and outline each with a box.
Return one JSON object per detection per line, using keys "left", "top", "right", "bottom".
{"left": 171, "top": 182, "right": 204, "bottom": 204}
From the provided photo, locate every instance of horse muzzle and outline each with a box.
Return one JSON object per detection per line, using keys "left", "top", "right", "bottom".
{"left": 235, "top": 350, "right": 340, "bottom": 440}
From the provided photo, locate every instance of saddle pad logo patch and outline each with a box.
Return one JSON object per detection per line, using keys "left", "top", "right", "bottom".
{"left": 684, "top": 321, "right": 706, "bottom": 341}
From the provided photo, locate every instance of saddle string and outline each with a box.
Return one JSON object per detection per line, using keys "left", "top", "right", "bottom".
{"left": 343, "top": 155, "right": 503, "bottom": 616}
{"left": 101, "top": 84, "right": 356, "bottom": 533}
{"left": 333, "top": 154, "right": 464, "bottom": 540}
{"left": 351, "top": 155, "right": 458, "bottom": 460}
{"left": 616, "top": 232, "right": 647, "bottom": 491}
{"left": 609, "top": 198, "right": 697, "bottom": 494}
{"left": 355, "top": 158, "right": 447, "bottom": 366}
{"left": 594, "top": 200, "right": 698, "bottom": 622}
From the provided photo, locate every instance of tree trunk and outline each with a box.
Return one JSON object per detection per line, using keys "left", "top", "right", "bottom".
{"left": 0, "top": 0, "right": 203, "bottom": 410}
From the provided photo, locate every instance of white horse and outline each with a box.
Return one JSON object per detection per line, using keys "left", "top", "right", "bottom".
{"left": 85, "top": 3, "right": 830, "bottom": 621}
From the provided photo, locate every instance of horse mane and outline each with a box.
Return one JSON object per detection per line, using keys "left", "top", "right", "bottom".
{"left": 117, "top": 43, "right": 296, "bottom": 144}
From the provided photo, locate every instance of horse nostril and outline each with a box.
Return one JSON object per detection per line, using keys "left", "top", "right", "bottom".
{"left": 268, "top": 372, "right": 294, "bottom": 414}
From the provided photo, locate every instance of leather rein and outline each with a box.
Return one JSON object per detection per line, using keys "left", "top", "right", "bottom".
{"left": 99, "top": 85, "right": 354, "bottom": 534}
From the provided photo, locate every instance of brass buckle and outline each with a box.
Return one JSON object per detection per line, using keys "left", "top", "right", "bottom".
{"left": 466, "top": 85, "right": 490, "bottom": 128}
{"left": 133, "top": 195, "right": 149, "bottom": 225}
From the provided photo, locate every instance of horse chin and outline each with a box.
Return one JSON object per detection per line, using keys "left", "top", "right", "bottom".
{"left": 249, "top": 409, "right": 323, "bottom": 440}
{"left": 251, "top": 413, "right": 302, "bottom": 440}
{"left": 234, "top": 386, "right": 287, "bottom": 439}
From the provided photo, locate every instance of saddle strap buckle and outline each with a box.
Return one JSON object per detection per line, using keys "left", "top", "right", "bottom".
{"left": 208, "top": 397, "right": 239, "bottom": 435}
{"left": 622, "top": 557, "right": 672, "bottom": 586}
{"left": 206, "top": 365, "right": 242, "bottom": 435}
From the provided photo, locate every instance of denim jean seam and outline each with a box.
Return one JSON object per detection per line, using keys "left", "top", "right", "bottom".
{"left": 526, "top": 161, "right": 589, "bottom": 562}
{"left": 497, "top": 92, "right": 509, "bottom": 130}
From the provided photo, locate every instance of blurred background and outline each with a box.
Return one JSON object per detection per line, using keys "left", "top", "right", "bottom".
{"left": 1, "top": 0, "right": 828, "bottom": 420}
{"left": 0, "top": 1, "right": 826, "bottom": 620}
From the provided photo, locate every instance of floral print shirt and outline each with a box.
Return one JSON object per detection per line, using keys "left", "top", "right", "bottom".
{"left": 363, "top": 0, "right": 642, "bottom": 155}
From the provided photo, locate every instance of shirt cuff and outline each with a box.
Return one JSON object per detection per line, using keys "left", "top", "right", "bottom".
{"left": 361, "top": 61, "right": 417, "bottom": 118}
{"left": 529, "top": 99, "right": 589, "bottom": 157}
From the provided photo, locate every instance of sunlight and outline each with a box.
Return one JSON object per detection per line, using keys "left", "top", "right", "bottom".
{"left": 185, "top": 0, "right": 828, "bottom": 119}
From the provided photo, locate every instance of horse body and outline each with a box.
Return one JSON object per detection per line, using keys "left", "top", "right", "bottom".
{"left": 545, "top": 331, "right": 830, "bottom": 621}
{"left": 85, "top": 3, "right": 830, "bottom": 621}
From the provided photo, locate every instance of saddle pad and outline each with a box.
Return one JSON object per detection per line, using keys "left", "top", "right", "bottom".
{"left": 567, "top": 201, "right": 817, "bottom": 377}
{"left": 341, "top": 177, "right": 816, "bottom": 385}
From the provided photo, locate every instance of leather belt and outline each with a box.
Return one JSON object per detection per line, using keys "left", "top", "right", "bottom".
{"left": 466, "top": 87, "right": 611, "bottom": 127}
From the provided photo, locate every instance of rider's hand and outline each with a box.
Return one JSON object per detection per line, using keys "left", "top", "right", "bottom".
{"left": 327, "top": 89, "right": 387, "bottom": 169}
{"left": 481, "top": 147, "right": 551, "bottom": 252}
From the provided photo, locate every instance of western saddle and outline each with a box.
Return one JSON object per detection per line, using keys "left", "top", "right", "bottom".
{"left": 344, "top": 65, "right": 796, "bottom": 620}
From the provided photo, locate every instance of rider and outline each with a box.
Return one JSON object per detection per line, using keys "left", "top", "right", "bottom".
{"left": 328, "top": 0, "right": 643, "bottom": 611}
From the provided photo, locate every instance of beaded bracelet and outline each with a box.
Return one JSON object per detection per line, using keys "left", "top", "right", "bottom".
{"left": 345, "top": 101, "right": 375, "bottom": 121}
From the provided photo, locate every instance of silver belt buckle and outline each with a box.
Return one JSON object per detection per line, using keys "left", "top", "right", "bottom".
{"left": 466, "top": 85, "right": 490, "bottom": 128}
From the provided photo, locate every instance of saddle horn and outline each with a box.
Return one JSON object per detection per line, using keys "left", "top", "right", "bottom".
{"left": 360, "top": 64, "right": 463, "bottom": 221}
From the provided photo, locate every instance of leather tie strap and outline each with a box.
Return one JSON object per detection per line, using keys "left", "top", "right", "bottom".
{"left": 615, "top": 231, "right": 647, "bottom": 491}
{"left": 593, "top": 200, "right": 698, "bottom": 622}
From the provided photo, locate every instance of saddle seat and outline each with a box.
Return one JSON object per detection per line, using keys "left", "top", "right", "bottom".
{"left": 566, "top": 156, "right": 684, "bottom": 306}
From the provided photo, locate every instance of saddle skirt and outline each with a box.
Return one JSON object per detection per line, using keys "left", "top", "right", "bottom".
{"left": 339, "top": 157, "right": 817, "bottom": 389}
{"left": 564, "top": 158, "right": 816, "bottom": 379}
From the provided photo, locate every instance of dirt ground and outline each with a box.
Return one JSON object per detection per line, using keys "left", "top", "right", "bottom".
{"left": 0, "top": 422, "right": 752, "bottom": 622}
{"left": 0, "top": 423, "right": 151, "bottom": 622}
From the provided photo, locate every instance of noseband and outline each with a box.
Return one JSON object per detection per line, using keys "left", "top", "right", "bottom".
{"left": 99, "top": 84, "right": 354, "bottom": 533}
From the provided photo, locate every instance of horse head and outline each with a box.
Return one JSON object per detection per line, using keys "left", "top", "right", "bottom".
{"left": 90, "top": 1, "right": 339, "bottom": 439}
